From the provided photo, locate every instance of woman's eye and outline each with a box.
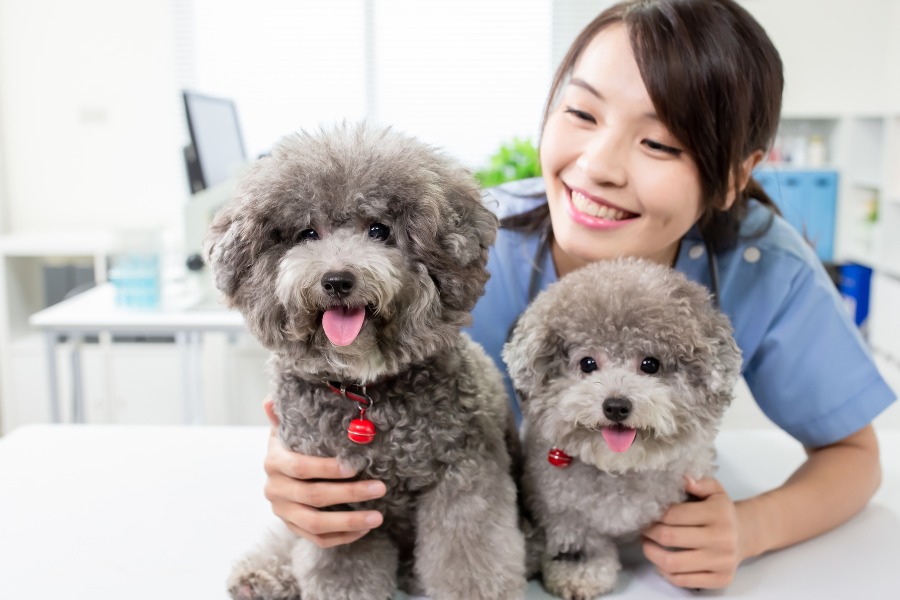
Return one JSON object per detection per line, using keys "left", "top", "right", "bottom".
{"left": 640, "top": 357, "right": 660, "bottom": 374}
{"left": 294, "top": 228, "right": 319, "bottom": 243}
{"left": 368, "top": 222, "right": 390, "bottom": 241}
{"left": 643, "top": 139, "right": 683, "bottom": 156}
{"left": 579, "top": 356, "right": 598, "bottom": 374}
{"left": 564, "top": 107, "right": 596, "bottom": 124}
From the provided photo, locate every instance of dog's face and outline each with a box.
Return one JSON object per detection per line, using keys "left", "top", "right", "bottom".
{"left": 504, "top": 258, "right": 741, "bottom": 472}
{"left": 205, "top": 124, "right": 497, "bottom": 382}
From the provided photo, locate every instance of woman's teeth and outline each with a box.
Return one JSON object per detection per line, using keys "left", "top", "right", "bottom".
{"left": 571, "top": 190, "right": 630, "bottom": 221}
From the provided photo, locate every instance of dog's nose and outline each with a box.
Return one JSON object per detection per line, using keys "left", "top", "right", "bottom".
{"left": 321, "top": 271, "right": 356, "bottom": 298}
{"left": 602, "top": 397, "right": 632, "bottom": 423}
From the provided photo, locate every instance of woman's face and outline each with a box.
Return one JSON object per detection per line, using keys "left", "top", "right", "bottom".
{"left": 541, "top": 23, "right": 704, "bottom": 276}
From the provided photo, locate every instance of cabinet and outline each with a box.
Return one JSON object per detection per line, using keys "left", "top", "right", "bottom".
{"left": 755, "top": 169, "right": 838, "bottom": 261}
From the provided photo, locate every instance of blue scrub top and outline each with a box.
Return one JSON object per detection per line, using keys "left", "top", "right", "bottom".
{"left": 467, "top": 178, "right": 896, "bottom": 448}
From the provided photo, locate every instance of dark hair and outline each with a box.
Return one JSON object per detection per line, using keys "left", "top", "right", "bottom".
{"left": 505, "top": 0, "right": 783, "bottom": 250}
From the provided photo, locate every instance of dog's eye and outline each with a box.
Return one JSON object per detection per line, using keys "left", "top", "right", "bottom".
{"left": 640, "top": 357, "right": 660, "bottom": 374}
{"left": 579, "top": 357, "right": 598, "bottom": 374}
{"left": 368, "top": 222, "right": 390, "bottom": 241}
{"left": 294, "top": 229, "right": 319, "bottom": 243}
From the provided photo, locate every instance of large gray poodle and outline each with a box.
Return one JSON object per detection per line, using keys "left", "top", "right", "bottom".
{"left": 205, "top": 123, "right": 525, "bottom": 600}
{"left": 503, "top": 258, "right": 741, "bottom": 599}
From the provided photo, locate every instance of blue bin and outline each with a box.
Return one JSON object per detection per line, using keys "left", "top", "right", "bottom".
{"left": 838, "top": 263, "right": 873, "bottom": 328}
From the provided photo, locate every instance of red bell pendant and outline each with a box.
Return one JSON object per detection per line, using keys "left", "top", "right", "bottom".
{"left": 548, "top": 447, "right": 572, "bottom": 468}
{"left": 348, "top": 418, "right": 375, "bottom": 444}
{"left": 348, "top": 406, "right": 376, "bottom": 444}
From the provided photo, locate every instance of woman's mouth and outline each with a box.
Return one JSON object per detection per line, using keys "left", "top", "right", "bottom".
{"left": 569, "top": 188, "right": 638, "bottom": 223}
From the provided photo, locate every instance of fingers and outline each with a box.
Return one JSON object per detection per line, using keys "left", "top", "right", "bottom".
{"left": 264, "top": 436, "right": 358, "bottom": 481}
{"left": 263, "top": 396, "right": 279, "bottom": 428}
{"left": 265, "top": 471, "right": 386, "bottom": 548}
{"left": 642, "top": 478, "right": 741, "bottom": 590}
{"left": 267, "top": 476, "right": 387, "bottom": 509}
{"left": 262, "top": 441, "right": 387, "bottom": 548}
{"left": 642, "top": 539, "right": 736, "bottom": 589}
{"left": 278, "top": 503, "right": 384, "bottom": 548}
{"left": 642, "top": 522, "right": 709, "bottom": 550}
{"left": 657, "top": 501, "right": 716, "bottom": 527}
{"left": 657, "top": 478, "right": 729, "bottom": 526}
{"left": 656, "top": 569, "right": 735, "bottom": 590}
{"left": 684, "top": 476, "right": 725, "bottom": 499}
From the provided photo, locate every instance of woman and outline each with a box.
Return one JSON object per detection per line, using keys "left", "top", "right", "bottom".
{"left": 260, "top": 0, "right": 895, "bottom": 589}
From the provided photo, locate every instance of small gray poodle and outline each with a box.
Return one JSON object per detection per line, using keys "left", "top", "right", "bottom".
{"left": 205, "top": 123, "right": 525, "bottom": 600}
{"left": 503, "top": 258, "right": 742, "bottom": 599}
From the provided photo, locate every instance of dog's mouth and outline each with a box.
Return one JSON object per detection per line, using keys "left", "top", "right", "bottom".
{"left": 601, "top": 425, "right": 638, "bottom": 453}
{"left": 321, "top": 305, "right": 368, "bottom": 347}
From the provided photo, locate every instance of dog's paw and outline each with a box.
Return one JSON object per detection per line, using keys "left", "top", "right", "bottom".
{"left": 542, "top": 555, "right": 619, "bottom": 600}
{"left": 227, "top": 566, "right": 300, "bottom": 600}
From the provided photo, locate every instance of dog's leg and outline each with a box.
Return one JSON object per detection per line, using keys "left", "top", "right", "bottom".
{"left": 414, "top": 462, "right": 526, "bottom": 600}
{"left": 291, "top": 529, "right": 398, "bottom": 600}
{"left": 541, "top": 536, "right": 620, "bottom": 600}
{"left": 227, "top": 525, "right": 301, "bottom": 600}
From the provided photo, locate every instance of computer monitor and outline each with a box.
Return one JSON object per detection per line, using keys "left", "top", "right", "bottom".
{"left": 182, "top": 91, "right": 247, "bottom": 193}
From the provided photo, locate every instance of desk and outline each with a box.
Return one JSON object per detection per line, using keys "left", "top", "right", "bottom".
{"left": 28, "top": 284, "right": 246, "bottom": 424}
{"left": 0, "top": 426, "right": 897, "bottom": 599}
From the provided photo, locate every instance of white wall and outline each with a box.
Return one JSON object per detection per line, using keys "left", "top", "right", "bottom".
{"left": 0, "top": 90, "right": 8, "bottom": 234}
{"left": 742, "top": 0, "right": 899, "bottom": 116}
{"left": 549, "top": 1, "right": 900, "bottom": 116}
{"left": 371, "top": 0, "right": 553, "bottom": 166}
{"left": 0, "top": 0, "right": 186, "bottom": 234}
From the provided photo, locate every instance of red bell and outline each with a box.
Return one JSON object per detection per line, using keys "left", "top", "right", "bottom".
{"left": 348, "top": 417, "right": 376, "bottom": 444}
{"left": 548, "top": 447, "right": 572, "bottom": 468}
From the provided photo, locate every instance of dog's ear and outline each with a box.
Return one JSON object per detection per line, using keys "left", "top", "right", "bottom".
{"left": 502, "top": 314, "right": 565, "bottom": 403}
{"left": 673, "top": 280, "right": 743, "bottom": 404}
{"left": 204, "top": 203, "right": 253, "bottom": 302}
{"left": 430, "top": 174, "right": 499, "bottom": 314}
{"left": 440, "top": 189, "right": 498, "bottom": 266}
{"left": 699, "top": 309, "right": 743, "bottom": 400}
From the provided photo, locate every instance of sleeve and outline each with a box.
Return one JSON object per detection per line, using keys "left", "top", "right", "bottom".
{"left": 466, "top": 243, "right": 517, "bottom": 375}
{"left": 742, "top": 259, "right": 896, "bottom": 447}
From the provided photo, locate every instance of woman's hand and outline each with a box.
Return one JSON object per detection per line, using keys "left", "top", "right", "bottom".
{"left": 642, "top": 425, "right": 882, "bottom": 590}
{"left": 262, "top": 398, "right": 386, "bottom": 548}
{"left": 641, "top": 477, "right": 755, "bottom": 590}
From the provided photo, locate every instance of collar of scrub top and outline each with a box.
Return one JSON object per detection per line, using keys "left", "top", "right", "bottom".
{"left": 521, "top": 218, "right": 720, "bottom": 310}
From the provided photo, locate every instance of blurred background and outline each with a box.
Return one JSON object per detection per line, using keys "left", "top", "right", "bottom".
{"left": 0, "top": 0, "right": 898, "bottom": 434}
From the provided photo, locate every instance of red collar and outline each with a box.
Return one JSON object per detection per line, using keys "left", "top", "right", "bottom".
{"left": 326, "top": 381, "right": 372, "bottom": 406}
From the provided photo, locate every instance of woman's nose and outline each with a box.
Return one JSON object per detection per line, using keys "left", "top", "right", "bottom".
{"left": 576, "top": 133, "right": 627, "bottom": 187}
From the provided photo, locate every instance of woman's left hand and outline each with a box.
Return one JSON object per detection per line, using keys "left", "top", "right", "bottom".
{"left": 641, "top": 477, "right": 755, "bottom": 590}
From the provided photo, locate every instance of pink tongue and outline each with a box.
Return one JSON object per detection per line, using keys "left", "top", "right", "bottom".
{"left": 321, "top": 307, "right": 366, "bottom": 346}
{"left": 601, "top": 426, "right": 637, "bottom": 453}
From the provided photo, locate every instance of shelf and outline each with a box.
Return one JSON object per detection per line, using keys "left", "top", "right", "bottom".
{"left": 849, "top": 179, "right": 884, "bottom": 190}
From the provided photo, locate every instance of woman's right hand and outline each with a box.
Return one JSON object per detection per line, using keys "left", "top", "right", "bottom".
{"left": 262, "top": 398, "right": 386, "bottom": 548}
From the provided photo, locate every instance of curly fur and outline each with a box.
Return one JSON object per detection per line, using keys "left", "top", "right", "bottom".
{"left": 207, "top": 123, "right": 525, "bottom": 600}
{"left": 503, "top": 258, "right": 742, "bottom": 599}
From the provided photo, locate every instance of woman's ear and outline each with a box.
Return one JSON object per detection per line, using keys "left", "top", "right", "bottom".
{"left": 723, "top": 149, "right": 765, "bottom": 210}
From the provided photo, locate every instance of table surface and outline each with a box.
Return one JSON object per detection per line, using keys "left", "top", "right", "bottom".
{"left": 1, "top": 425, "right": 898, "bottom": 599}
{"left": 28, "top": 283, "right": 245, "bottom": 331}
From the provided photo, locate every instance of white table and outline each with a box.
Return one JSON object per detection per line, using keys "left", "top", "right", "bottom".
{"left": 28, "top": 284, "right": 246, "bottom": 424}
{"left": 0, "top": 426, "right": 898, "bottom": 599}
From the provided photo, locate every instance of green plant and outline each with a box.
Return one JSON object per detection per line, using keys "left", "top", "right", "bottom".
{"left": 474, "top": 137, "right": 541, "bottom": 187}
